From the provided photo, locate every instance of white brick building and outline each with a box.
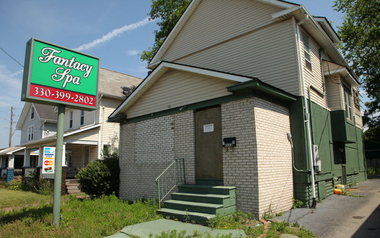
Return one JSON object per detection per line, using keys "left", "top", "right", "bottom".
{"left": 110, "top": 0, "right": 366, "bottom": 217}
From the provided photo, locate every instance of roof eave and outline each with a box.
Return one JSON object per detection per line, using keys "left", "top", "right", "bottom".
{"left": 109, "top": 62, "right": 255, "bottom": 120}
{"left": 273, "top": 7, "right": 350, "bottom": 70}
{"left": 148, "top": 0, "right": 202, "bottom": 68}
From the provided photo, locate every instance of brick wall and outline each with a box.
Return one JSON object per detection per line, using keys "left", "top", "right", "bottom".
{"left": 119, "top": 97, "right": 292, "bottom": 216}
{"left": 174, "top": 110, "right": 196, "bottom": 184}
{"left": 254, "top": 98, "right": 293, "bottom": 215}
{"left": 119, "top": 111, "right": 195, "bottom": 201}
{"left": 221, "top": 98, "right": 259, "bottom": 214}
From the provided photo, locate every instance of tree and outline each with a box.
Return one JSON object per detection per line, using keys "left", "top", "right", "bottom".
{"left": 140, "top": 0, "right": 191, "bottom": 62}
{"left": 334, "top": 0, "right": 380, "bottom": 140}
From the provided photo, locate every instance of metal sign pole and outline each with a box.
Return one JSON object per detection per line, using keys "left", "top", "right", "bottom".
{"left": 53, "top": 104, "right": 65, "bottom": 226}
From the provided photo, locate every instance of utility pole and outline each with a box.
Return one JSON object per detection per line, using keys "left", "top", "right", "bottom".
{"left": 9, "top": 106, "right": 14, "bottom": 147}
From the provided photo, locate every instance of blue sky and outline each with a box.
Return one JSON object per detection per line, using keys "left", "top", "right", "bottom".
{"left": 0, "top": 0, "right": 346, "bottom": 148}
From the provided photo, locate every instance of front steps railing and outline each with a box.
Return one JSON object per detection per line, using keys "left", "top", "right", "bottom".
{"left": 155, "top": 158, "right": 186, "bottom": 208}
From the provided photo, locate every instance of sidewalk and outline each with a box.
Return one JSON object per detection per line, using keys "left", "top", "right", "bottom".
{"left": 274, "top": 178, "right": 380, "bottom": 238}
{"left": 106, "top": 219, "right": 246, "bottom": 238}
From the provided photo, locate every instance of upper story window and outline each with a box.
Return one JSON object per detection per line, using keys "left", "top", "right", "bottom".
{"left": 353, "top": 90, "right": 360, "bottom": 110}
{"left": 28, "top": 126, "right": 34, "bottom": 141}
{"left": 302, "top": 32, "right": 312, "bottom": 71}
{"left": 69, "top": 111, "right": 73, "bottom": 128}
{"left": 80, "top": 110, "right": 85, "bottom": 125}
{"left": 30, "top": 107, "right": 35, "bottom": 119}
{"left": 344, "top": 86, "right": 353, "bottom": 121}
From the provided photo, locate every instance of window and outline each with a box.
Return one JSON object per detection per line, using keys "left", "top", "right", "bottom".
{"left": 28, "top": 126, "right": 34, "bottom": 141}
{"left": 344, "top": 86, "right": 353, "bottom": 121}
{"left": 30, "top": 106, "right": 35, "bottom": 119}
{"left": 69, "top": 111, "right": 73, "bottom": 128}
{"left": 353, "top": 90, "right": 360, "bottom": 110}
{"left": 302, "top": 32, "right": 312, "bottom": 71}
{"left": 80, "top": 110, "right": 84, "bottom": 125}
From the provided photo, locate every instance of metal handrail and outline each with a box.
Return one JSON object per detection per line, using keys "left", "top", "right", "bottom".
{"left": 155, "top": 158, "right": 185, "bottom": 208}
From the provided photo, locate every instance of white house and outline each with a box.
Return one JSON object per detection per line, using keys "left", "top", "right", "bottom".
{"left": 1, "top": 68, "right": 142, "bottom": 190}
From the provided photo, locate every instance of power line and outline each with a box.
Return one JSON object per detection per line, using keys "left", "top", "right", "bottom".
{"left": 0, "top": 47, "right": 24, "bottom": 68}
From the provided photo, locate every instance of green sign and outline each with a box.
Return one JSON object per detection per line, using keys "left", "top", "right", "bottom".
{"left": 22, "top": 38, "right": 99, "bottom": 110}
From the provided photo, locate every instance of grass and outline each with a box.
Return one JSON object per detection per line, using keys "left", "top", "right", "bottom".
{"left": 0, "top": 188, "right": 315, "bottom": 237}
{"left": 208, "top": 212, "right": 315, "bottom": 238}
{"left": 0, "top": 189, "right": 160, "bottom": 238}
{"left": 0, "top": 189, "right": 52, "bottom": 211}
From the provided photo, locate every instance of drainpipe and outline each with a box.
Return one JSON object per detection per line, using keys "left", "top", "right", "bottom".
{"left": 97, "top": 94, "right": 104, "bottom": 160}
{"left": 296, "top": 15, "right": 317, "bottom": 208}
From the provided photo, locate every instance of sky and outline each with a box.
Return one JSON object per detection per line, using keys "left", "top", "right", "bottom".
{"left": 0, "top": 0, "right": 347, "bottom": 148}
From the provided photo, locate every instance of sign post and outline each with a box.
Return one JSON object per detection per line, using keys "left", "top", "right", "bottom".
{"left": 53, "top": 104, "right": 65, "bottom": 225}
{"left": 21, "top": 39, "right": 99, "bottom": 226}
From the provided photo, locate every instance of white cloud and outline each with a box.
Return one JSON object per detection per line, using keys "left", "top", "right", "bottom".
{"left": 0, "top": 65, "right": 22, "bottom": 93}
{"left": 127, "top": 50, "right": 140, "bottom": 56}
{"left": 75, "top": 17, "right": 153, "bottom": 51}
{"left": 10, "top": 69, "right": 23, "bottom": 77}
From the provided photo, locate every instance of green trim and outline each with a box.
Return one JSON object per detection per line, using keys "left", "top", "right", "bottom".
{"left": 291, "top": 98, "right": 366, "bottom": 206}
{"left": 227, "top": 79, "right": 297, "bottom": 102}
{"left": 108, "top": 113, "right": 127, "bottom": 123}
{"left": 330, "top": 110, "right": 357, "bottom": 143}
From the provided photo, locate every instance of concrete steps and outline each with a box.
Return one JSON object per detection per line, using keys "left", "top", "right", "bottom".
{"left": 158, "top": 184, "right": 236, "bottom": 224}
{"left": 65, "top": 179, "right": 81, "bottom": 194}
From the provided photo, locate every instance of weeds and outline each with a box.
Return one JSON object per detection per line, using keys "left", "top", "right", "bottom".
{"left": 0, "top": 191, "right": 160, "bottom": 238}
{"left": 292, "top": 198, "right": 304, "bottom": 208}
{"left": 209, "top": 211, "right": 315, "bottom": 238}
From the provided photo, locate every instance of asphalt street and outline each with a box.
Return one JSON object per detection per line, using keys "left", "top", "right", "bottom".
{"left": 274, "top": 178, "right": 380, "bottom": 238}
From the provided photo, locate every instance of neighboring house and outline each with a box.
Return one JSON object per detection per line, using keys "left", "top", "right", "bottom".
{"left": 1, "top": 68, "right": 142, "bottom": 186}
{"left": 109, "top": 0, "right": 366, "bottom": 219}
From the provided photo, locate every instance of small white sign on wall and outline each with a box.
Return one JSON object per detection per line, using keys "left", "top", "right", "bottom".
{"left": 203, "top": 123, "right": 214, "bottom": 133}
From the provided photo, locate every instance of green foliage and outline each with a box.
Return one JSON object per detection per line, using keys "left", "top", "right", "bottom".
{"left": 153, "top": 230, "right": 232, "bottom": 238}
{"left": 0, "top": 188, "right": 51, "bottom": 210}
{"left": 76, "top": 157, "right": 120, "bottom": 198}
{"left": 6, "top": 180, "right": 22, "bottom": 190}
{"left": 21, "top": 171, "right": 53, "bottom": 195}
{"left": 267, "top": 222, "right": 315, "bottom": 238}
{"left": 364, "top": 125, "right": 380, "bottom": 141}
{"left": 209, "top": 211, "right": 315, "bottom": 238}
{"left": 208, "top": 211, "right": 256, "bottom": 229}
{"left": 292, "top": 198, "right": 305, "bottom": 208}
{"left": 141, "top": 0, "right": 191, "bottom": 62}
{"left": 367, "top": 167, "right": 380, "bottom": 175}
{"left": 334, "top": 0, "right": 380, "bottom": 136}
{"left": 0, "top": 192, "right": 160, "bottom": 238}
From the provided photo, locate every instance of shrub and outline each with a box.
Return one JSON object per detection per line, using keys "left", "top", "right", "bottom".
{"left": 367, "top": 167, "right": 380, "bottom": 176}
{"left": 76, "top": 157, "right": 119, "bottom": 198}
{"left": 6, "top": 180, "right": 22, "bottom": 190}
{"left": 22, "top": 176, "right": 53, "bottom": 195}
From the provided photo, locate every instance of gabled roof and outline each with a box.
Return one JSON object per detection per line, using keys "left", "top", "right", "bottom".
{"left": 16, "top": 103, "right": 57, "bottom": 130}
{"left": 98, "top": 68, "right": 143, "bottom": 99}
{"left": 149, "top": 0, "right": 299, "bottom": 68}
{"left": 16, "top": 68, "right": 143, "bottom": 130}
{"left": 313, "top": 16, "right": 340, "bottom": 43}
{"left": 148, "top": 0, "right": 345, "bottom": 70}
{"left": 33, "top": 103, "right": 57, "bottom": 121}
{"left": 109, "top": 61, "right": 296, "bottom": 121}
{"left": 21, "top": 124, "right": 101, "bottom": 148}
{"left": 322, "top": 60, "right": 359, "bottom": 86}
